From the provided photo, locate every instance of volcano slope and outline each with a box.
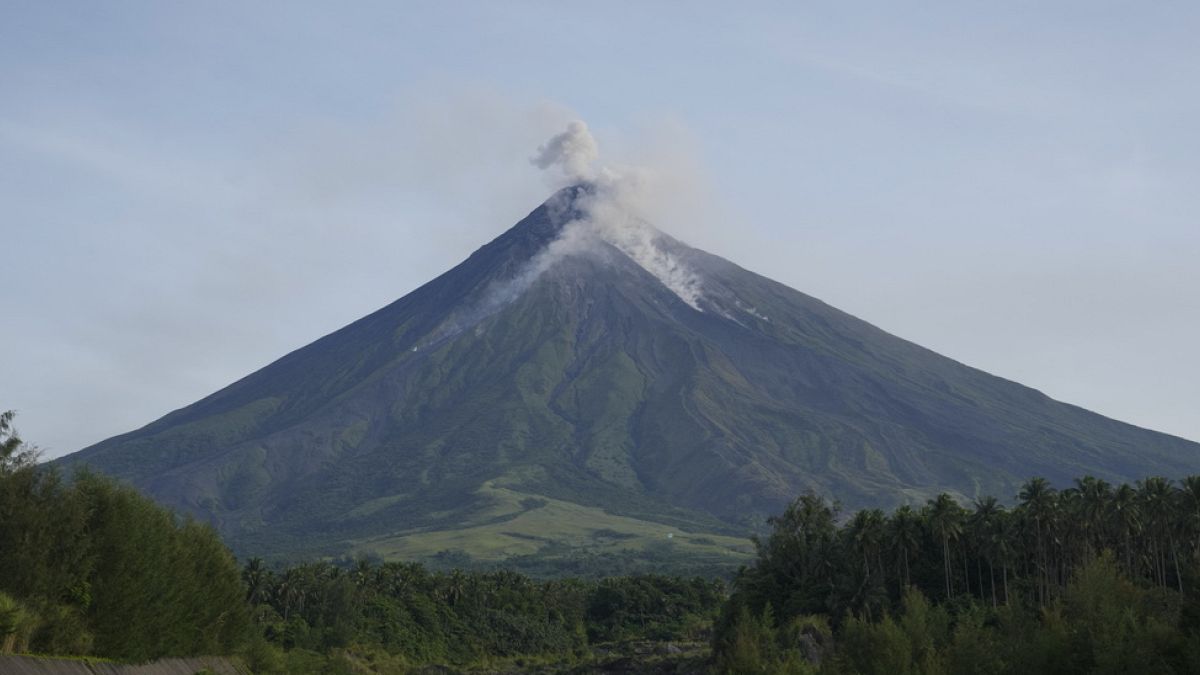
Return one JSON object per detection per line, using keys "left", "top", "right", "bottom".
{"left": 62, "top": 185, "right": 1200, "bottom": 562}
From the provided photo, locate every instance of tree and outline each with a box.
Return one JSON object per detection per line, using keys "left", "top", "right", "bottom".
{"left": 0, "top": 411, "right": 40, "bottom": 473}
{"left": 1111, "top": 483, "right": 1141, "bottom": 577}
{"left": 926, "top": 493, "right": 963, "bottom": 599}
{"left": 243, "top": 557, "right": 272, "bottom": 606}
{"left": 1181, "top": 475, "right": 1200, "bottom": 562}
{"left": 1018, "top": 478, "right": 1057, "bottom": 604}
{"left": 889, "top": 505, "right": 921, "bottom": 589}
{"left": 969, "top": 496, "right": 1003, "bottom": 606}
{"left": 846, "top": 508, "right": 888, "bottom": 618}
{"left": 848, "top": 509, "right": 886, "bottom": 581}
{"left": 1074, "top": 476, "right": 1112, "bottom": 562}
{"left": 728, "top": 493, "right": 841, "bottom": 629}
{"left": 1138, "top": 476, "right": 1181, "bottom": 591}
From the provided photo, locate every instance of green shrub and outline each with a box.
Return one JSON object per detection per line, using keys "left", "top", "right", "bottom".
{"left": 0, "top": 592, "right": 37, "bottom": 653}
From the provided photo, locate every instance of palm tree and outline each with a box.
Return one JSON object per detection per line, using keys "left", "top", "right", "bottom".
{"left": 1111, "top": 483, "right": 1141, "bottom": 577}
{"left": 242, "top": 557, "right": 271, "bottom": 606}
{"left": 1075, "top": 476, "right": 1112, "bottom": 562}
{"left": 994, "top": 509, "right": 1017, "bottom": 605}
{"left": 1138, "top": 477, "right": 1181, "bottom": 591}
{"left": 1019, "top": 478, "right": 1057, "bottom": 605}
{"left": 846, "top": 508, "right": 888, "bottom": 618}
{"left": 889, "top": 505, "right": 921, "bottom": 589}
{"left": 970, "top": 497, "right": 1003, "bottom": 606}
{"left": 1180, "top": 475, "right": 1200, "bottom": 562}
{"left": 927, "top": 493, "right": 964, "bottom": 599}
{"left": 277, "top": 567, "right": 306, "bottom": 621}
{"left": 848, "top": 509, "right": 886, "bottom": 581}
{"left": 1058, "top": 486, "right": 1083, "bottom": 574}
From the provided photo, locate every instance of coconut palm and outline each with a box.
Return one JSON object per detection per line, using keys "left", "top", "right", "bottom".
{"left": 927, "top": 493, "right": 964, "bottom": 599}
{"left": 1138, "top": 477, "right": 1181, "bottom": 590}
{"left": 1075, "top": 476, "right": 1112, "bottom": 561}
{"left": 889, "top": 505, "right": 922, "bottom": 588}
{"left": 1018, "top": 477, "right": 1057, "bottom": 604}
{"left": 277, "top": 567, "right": 307, "bottom": 621}
{"left": 994, "top": 509, "right": 1018, "bottom": 604}
{"left": 848, "top": 508, "right": 887, "bottom": 580}
{"left": 242, "top": 557, "right": 271, "bottom": 606}
{"left": 1111, "top": 483, "right": 1142, "bottom": 577}
{"left": 970, "top": 496, "right": 1003, "bottom": 606}
{"left": 1180, "top": 475, "right": 1200, "bottom": 561}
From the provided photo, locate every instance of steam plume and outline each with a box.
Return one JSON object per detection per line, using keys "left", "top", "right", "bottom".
{"left": 420, "top": 120, "right": 708, "bottom": 349}
{"left": 571, "top": 174, "right": 704, "bottom": 309}
{"left": 530, "top": 120, "right": 598, "bottom": 182}
{"left": 526, "top": 121, "right": 706, "bottom": 310}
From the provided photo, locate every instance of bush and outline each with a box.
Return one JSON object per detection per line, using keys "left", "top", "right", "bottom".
{"left": 0, "top": 592, "right": 38, "bottom": 653}
{"left": 29, "top": 603, "right": 92, "bottom": 656}
{"left": 0, "top": 464, "right": 252, "bottom": 660}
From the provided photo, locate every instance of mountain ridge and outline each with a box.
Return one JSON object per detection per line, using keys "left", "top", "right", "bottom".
{"left": 62, "top": 185, "right": 1200, "bottom": 562}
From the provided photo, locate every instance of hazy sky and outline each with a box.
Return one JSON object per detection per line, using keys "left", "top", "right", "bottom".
{"left": 3, "top": 2, "right": 1198, "bottom": 459}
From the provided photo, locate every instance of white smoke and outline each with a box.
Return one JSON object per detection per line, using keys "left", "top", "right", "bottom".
{"left": 417, "top": 211, "right": 602, "bottom": 349}
{"left": 418, "top": 121, "right": 708, "bottom": 350}
{"left": 524, "top": 121, "right": 707, "bottom": 310}
{"left": 573, "top": 172, "right": 704, "bottom": 310}
{"left": 481, "top": 216, "right": 599, "bottom": 310}
{"left": 530, "top": 120, "right": 598, "bottom": 183}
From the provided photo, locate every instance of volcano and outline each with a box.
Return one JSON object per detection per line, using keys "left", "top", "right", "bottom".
{"left": 63, "top": 184, "right": 1200, "bottom": 563}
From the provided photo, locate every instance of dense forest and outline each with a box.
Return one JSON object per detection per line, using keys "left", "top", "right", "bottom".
{"left": 714, "top": 478, "right": 1200, "bottom": 673}
{"left": 4, "top": 410, "right": 1200, "bottom": 673}
{"left": 238, "top": 560, "right": 723, "bottom": 672}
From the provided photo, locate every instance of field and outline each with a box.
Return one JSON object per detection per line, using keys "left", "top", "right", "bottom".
{"left": 349, "top": 481, "right": 754, "bottom": 564}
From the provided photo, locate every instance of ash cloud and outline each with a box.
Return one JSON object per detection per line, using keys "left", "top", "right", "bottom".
{"left": 524, "top": 121, "right": 706, "bottom": 310}
{"left": 530, "top": 120, "right": 598, "bottom": 183}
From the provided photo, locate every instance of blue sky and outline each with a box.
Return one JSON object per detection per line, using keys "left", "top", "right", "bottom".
{"left": 3, "top": 2, "right": 1198, "bottom": 458}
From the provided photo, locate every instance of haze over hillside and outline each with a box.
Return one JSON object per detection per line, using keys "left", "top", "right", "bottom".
{"left": 60, "top": 124, "right": 1200, "bottom": 564}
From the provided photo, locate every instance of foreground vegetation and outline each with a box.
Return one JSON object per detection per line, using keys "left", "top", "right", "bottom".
{"left": 0, "top": 413, "right": 723, "bottom": 672}
{"left": 239, "top": 560, "right": 721, "bottom": 672}
{"left": 715, "top": 477, "right": 1200, "bottom": 673}
{"left": 5, "top": 410, "right": 1200, "bottom": 672}
{"left": 0, "top": 413, "right": 252, "bottom": 660}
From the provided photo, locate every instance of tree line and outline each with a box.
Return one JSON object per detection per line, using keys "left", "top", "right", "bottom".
{"left": 238, "top": 558, "right": 723, "bottom": 671}
{"left": 715, "top": 477, "right": 1200, "bottom": 673}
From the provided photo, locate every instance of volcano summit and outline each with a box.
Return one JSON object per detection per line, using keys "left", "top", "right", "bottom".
{"left": 63, "top": 181, "right": 1200, "bottom": 563}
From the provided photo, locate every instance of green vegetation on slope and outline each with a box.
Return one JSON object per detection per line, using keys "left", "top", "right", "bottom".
{"left": 348, "top": 482, "right": 752, "bottom": 567}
